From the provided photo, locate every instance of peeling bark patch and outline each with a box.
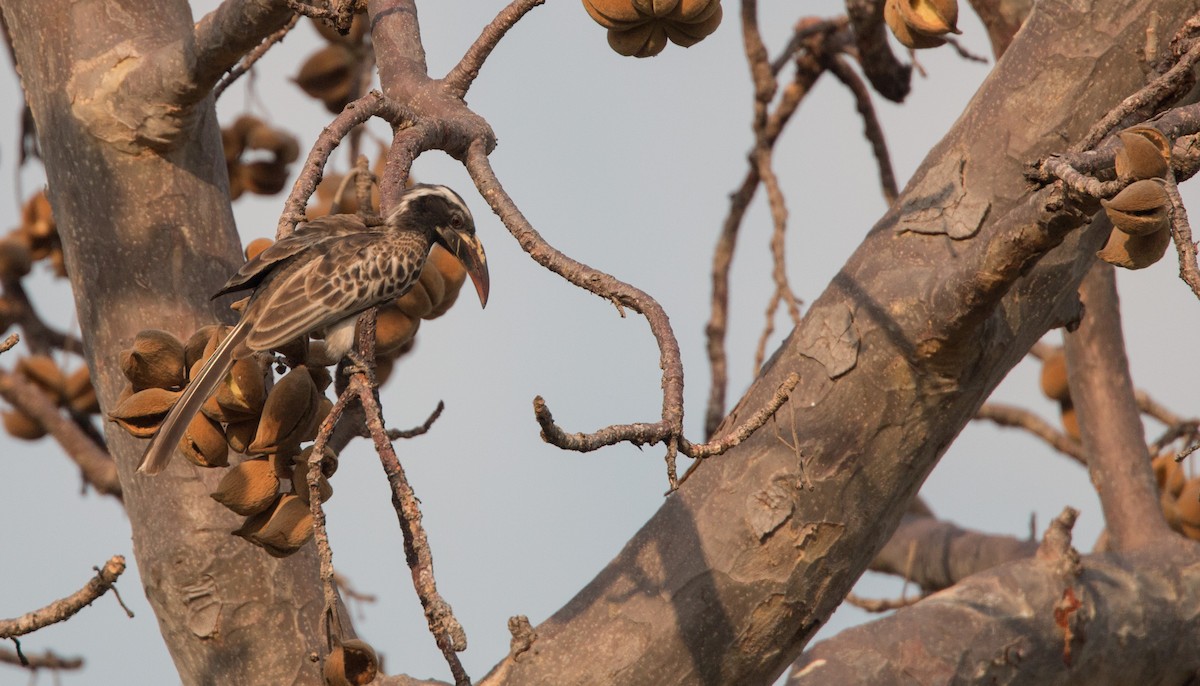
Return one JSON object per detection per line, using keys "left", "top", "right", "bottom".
{"left": 797, "top": 303, "right": 859, "bottom": 379}
{"left": 896, "top": 158, "right": 992, "bottom": 239}
{"left": 748, "top": 480, "right": 796, "bottom": 541}
{"left": 182, "top": 575, "right": 221, "bottom": 639}
{"left": 1053, "top": 586, "right": 1083, "bottom": 666}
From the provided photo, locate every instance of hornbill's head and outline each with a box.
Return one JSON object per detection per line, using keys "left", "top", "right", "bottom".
{"left": 391, "top": 184, "right": 490, "bottom": 307}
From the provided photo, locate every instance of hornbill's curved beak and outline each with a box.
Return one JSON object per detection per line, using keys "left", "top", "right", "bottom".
{"left": 435, "top": 225, "right": 490, "bottom": 307}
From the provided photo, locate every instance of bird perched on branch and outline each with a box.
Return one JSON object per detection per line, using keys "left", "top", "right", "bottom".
{"left": 137, "top": 184, "right": 489, "bottom": 475}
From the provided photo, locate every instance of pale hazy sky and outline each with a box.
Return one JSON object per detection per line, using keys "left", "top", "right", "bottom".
{"left": 1, "top": 2, "right": 1197, "bottom": 685}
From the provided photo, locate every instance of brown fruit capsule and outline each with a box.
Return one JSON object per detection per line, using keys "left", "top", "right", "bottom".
{"left": 298, "top": 444, "right": 339, "bottom": 478}
{"left": 245, "top": 238, "right": 274, "bottom": 261}
{"left": 1115, "top": 130, "right": 1170, "bottom": 181}
{"left": 120, "top": 330, "right": 186, "bottom": 391}
{"left": 225, "top": 417, "right": 261, "bottom": 455}
{"left": 301, "top": 397, "right": 334, "bottom": 443}
{"left": 1124, "top": 126, "right": 1172, "bottom": 162}
{"left": 295, "top": 45, "right": 357, "bottom": 112}
{"left": 245, "top": 126, "right": 300, "bottom": 165}
{"left": 1096, "top": 225, "right": 1171, "bottom": 270}
{"left": 2, "top": 409, "right": 45, "bottom": 441}
{"left": 250, "top": 366, "right": 320, "bottom": 454}
{"left": 608, "top": 21, "right": 669, "bottom": 57}
{"left": 883, "top": 0, "right": 950, "bottom": 49}
{"left": 213, "top": 459, "right": 280, "bottom": 516}
{"left": 1059, "top": 401, "right": 1079, "bottom": 441}
{"left": 109, "top": 387, "right": 182, "bottom": 438}
{"left": 1152, "top": 452, "right": 1186, "bottom": 498}
{"left": 895, "top": 0, "right": 959, "bottom": 36}
{"left": 375, "top": 355, "right": 395, "bottom": 386}
{"left": 17, "top": 355, "right": 67, "bottom": 402}
{"left": 417, "top": 260, "right": 447, "bottom": 313}
{"left": 185, "top": 325, "right": 224, "bottom": 371}
{"left": 292, "top": 465, "right": 333, "bottom": 505}
{"left": 394, "top": 279, "right": 436, "bottom": 319}
{"left": 1175, "top": 477, "right": 1200, "bottom": 529}
{"left": 243, "top": 160, "right": 290, "bottom": 196}
{"left": 632, "top": 0, "right": 678, "bottom": 17}
{"left": 179, "top": 414, "right": 230, "bottom": 469}
{"left": 425, "top": 245, "right": 467, "bottom": 319}
{"left": 238, "top": 494, "right": 314, "bottom": 557}
{"left": 583, "top": 0, "right": 649, "bottom": 29}
{"left": 21, "top": 192, "right": 55, "bottom": 240}
{"left": 1102, "top": 179, "right": 1170, "bottom": 236}
{"left": 664, "top": 5, "right": 723, "bottom": 46}
{"left": 64, "top": 366, "right": 100, "bottom": 414}
{"left": 1038, "top": 348, "right": 1069, "bottom": 402}
{"left": 374, "top": 303, "right": 420, "bottom": 357}
{"left": 1162, "top": 490, "right": 1183, "bottom": 533}
{"left": 212, "top": 356, "right": 267, "bottom": 421}
{"left": 323, "top": 638, "right": 379, "bottom": 686}
{"left": 0, "top": 238, "right": 33, "bottom": 282}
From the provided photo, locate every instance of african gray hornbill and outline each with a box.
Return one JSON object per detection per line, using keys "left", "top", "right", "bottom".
{"left": 137, "top": 184, "right": 489, "bottom": 475}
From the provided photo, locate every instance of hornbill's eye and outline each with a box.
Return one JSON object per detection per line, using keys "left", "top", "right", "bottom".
{"left": 450, "top": 214, "right": 463, "bottom": 229}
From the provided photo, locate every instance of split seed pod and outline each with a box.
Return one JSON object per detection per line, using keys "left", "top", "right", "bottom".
{"left": 245, "top": 238, "right": 274, "bottom": 262}
{"left": 225, "top": 417, "right": 261, "bottom": 455}
{"left": 210, "top": 356, "right": 267, "bottom": 422}
{"left": 1096, "top": 225, "right": 1171, "bottom": 270}
{"left": 1038, "top": 348, "right": 1069, "bottom": 402}
{"left": 298, "top": 444, "right": 339, "bottom": 479}
{"left": 884, "top": 0, "right": 957, "bottom": 49}
{"left": 235, "top": 493, "right": 314, "bottom": 557}
{"left": 180, "top": 414, "right": 230, "bottom": 468}
{"left": 1115, "top": 130, "right": 1170, "bottom": 181}
{"left": 0, "top": 238, "right": 32, "bottom": 283}
{"left": 109, "top": 387, "right": 182, "bottom": 437}
{"left": 323, "top": 638, "right": 379, "bottom": 686}
{"left": 212, "top": 459, "right": 280, "bottom": 516}
{"left": 582, "top": 0, "right": 646, "bottom": 29}
{"left": 250, "top": 366, "right": 321, "bottom": 454}
{"left": 425, "top": 245, "right": 467, "bottom": 319}
{"left": 184, "top": 325, "right": 224, "bottom": 371}
{"left": 295, "top": 44, "right": 358, "bottom": 113}
{"left": 663, "top": 5, "right": 723, "bottom": 47}
{"left": 1102, "top": 178, "right": 1170, "bottom": 236}
{"left": 608, "top": 21, "right": 669, "bottom": 57}
{"left": 120, "top": 330, "right": 186, "bottom": 391}
{"left": 374, "top": 303, "right": 421, "bottom": 357}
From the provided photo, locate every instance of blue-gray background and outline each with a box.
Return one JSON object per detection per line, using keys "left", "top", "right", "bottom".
{"left": 1, "top": 2, "right": 1196, "bottom": 684}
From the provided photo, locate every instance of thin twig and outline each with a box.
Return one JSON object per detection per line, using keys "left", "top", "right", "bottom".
{"left": 212, "top": 14, "right": 299, "bottom": 100}
{"left": 844, "top": 591, "right": 927, "bottom": 612}
{"left": 0, "top": 333, "right": 17, "bottom": 354}
{"left": 943, "top": 35, "right": 989, "bottom": 64}
{"left": 826, "top": 54, "right": 899, "bottom": 204}
{"left": 975, "top": 402, "right": 1086, "bottom": 464}
{"left": 387, "top": 400, "right": 444, "bottom": 440}
{"left": 681, "top": 373, "right": 799, "bottom": 459}
{"left": 0, "top": 556, "right": 126, "bottom": 639}
{"left": 0, "top": 646, "right": 82, "bottom": 670}
{"left": 1162, "top": 173, "right": 1200, "bottom": 299}
{"left": 444, "top": 0, "right": 546, "bottom": 97}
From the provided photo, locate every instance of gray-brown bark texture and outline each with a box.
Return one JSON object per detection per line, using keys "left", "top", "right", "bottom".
{"left": 482, "top": 1, "right": 1200, "bottom": 684}
{"left": 2, "top": 1, "right": 339, "bottom": 684}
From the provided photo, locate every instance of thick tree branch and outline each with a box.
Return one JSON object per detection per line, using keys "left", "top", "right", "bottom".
{"left": 1064, "top": 263, "right": 1172, "bottom": 550}
{"left": 870, "top": 513, "right": 1039, "bottom": 590}
{"left": 192, "top": 0, "right": 297, "bottom": 101}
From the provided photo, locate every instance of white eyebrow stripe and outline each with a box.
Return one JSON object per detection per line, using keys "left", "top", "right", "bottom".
{"left": 390, "top": 185, "right": 473, "bottom": 223}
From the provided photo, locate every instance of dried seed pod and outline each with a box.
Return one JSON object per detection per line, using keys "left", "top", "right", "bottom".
{"left": 374, "top": 303, "right": 420, "bottom": 357}
{"left": 291, "top": 465, "right": 333, "bottom": 505}
{"left": 109, "top": 387, "right": 181, "bottom": 437}
{"left": 225, "top": 417, "right": 260, "bottom": 455}
{"left": 1102, "top": 179, "right": 1170, "bottom": 236}
{"left": 1115, "top": 130, "right": 1170, "bottom": 181}
{"left": 417, "top": 260, "right": 447, "bottom": 313}
{"left": 632, "top": 0, "right": 678, "bottom": 17}
{"left": 1124, "top": 126, "right": 1172, "bottom": 162}
{"left": 884, "top": 0, "right": 948, "bottom": 48}
{"left": 394, "top": 280, "right": 435, "bottom": 319}
{"left": 295, "top": 44, "right": 358, "bottom": 113}
{"left": 65, "top": 366, "right": 100, "bottom": 414}
{"left": 1096, "top": 225, "right": 1171, "bottom": 270}
{"left": 323, "top": 638, "right": 379, "bottom": 686}
{"left": 17, "top": 355, "right": 66, "bottom": 402}
{"left": 0, "top": 238, "right": 33, "bottom": 282}
{"left": 120, "top": 330, "right": 186, "bottom": 391}
{"left": 608, "top": 21, "right": 669, "bottom": 57}
{"left": 1038, "top": 347, "right": 1069, "bottom": 402}
{"left": 245, "top": 238, "right": 274, "bottom": 261}
{"left": 250, "top": 366, "right": 320, "bottom": 454}
{"left": 1152, "top": 452, "right": 1186, "bottom": 498}
{"left": 375, "top": 354, "right": 395, "bottom": 386}
{"left": 583, "top": 0, "right": 648, "bottom": 29}
{"left": 1059, "top": 401, "right": 1079, "bottom": 441}
{"left": 298, "top": 444, "right": 339, "bottom": 478}
{"left": 243, "top": 160, "right": 290, "bottom": 196}
{"left": 895, "top": 0, "right": 958, "bottom": 36}
{"left": 235, "top": 493, "right": 314, "bottom": 557}
{"left": 308, "top": 365, "right": 333, "bottom": 393}
{"left": 221, "top": 125, "right": 245, "bottom": 164}
{"left": 664, "top": 4, "right": 723, "bottom": 46}
{"left": 185, "top": 325, "right": 224, "bottom": 370}
{"left": 21, "top": 192, "right": 55, "bottom": 241}
{"left": 1176, "top": 477, "right": 1200, "bottom": 529}
{"left": 2, "top": 409, "right": 45, "bottom": 440}
{"left": 311, "top": 13, "right": 369, "bottom": 46}
{"left": 245, "top": 126, "right": 300, "bottom": 165}
{"left": 301, "top": 396, "right": 334, "bottom": 443}
{"left": 425, "top": 245, "right": 467, "bottom": 319}
{"left": 211, "top": 356, "right": 267, "bottom": 421}
{"left": 1162, "top": 490, "right": 1183, "bottom": 533}
{"left": 212, "top": 459, "right": 280, "bottom": 516}
{"left": 179, "top": 414, "right": 230, "bottom": 469}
